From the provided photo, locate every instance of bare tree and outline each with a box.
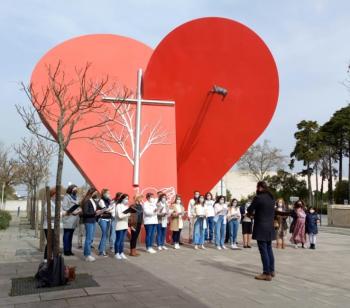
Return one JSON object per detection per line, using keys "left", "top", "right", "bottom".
{"left": 13, "top": 137, "right": 54, "bottom": 228}
{"left": 16, "top": 61, "right": 124, "bottom": 257}
{"left": 93, "top": 102, "right": 170, "bottom": 166}
{"left": 0, "top": 143, "right": 21, "bottom": 207}
{"left": 237, "top": 140, "right": 286, "bottom": 181}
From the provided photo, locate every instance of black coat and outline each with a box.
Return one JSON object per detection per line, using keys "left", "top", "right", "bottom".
{"left": 82, "top": 199, "right": 97, "bottom": 224}
{"left": 247, "top": 192, "right": 276, "bottom": 241}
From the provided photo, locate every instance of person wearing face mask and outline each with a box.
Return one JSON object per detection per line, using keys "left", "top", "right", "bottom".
{"left": 305, "top": 206, "right": 320, "bottom": 250}
{"left": 214, "top": 195, "right": 228, "bottom": 250}
{"left": 169, "top": 195, "right": 185, "bottom": 249}
{"left": 227, "top": 199, "right": 241, "bottom": 249}
{"left": 82, "top": 188, "right": 103, "bottom": 262}
{"left": 109, "top": 192, "right": 122, "bottom": 252}
{"left": 204, "top": 192, "right": 215, "bottom": 243}
{"left": 61, "top": 184, "right": 81, "bottom": 256}
{"left": 188, "top": 191, "right": 200, "bottom": 244}
{"left": 96, "top": 189, "right": 114, "bottom": 257}
{"left": 143, "top": 193, "right": 158, "bottom": 253}
{"left": 156, "top": 193, "right": 169, "bottom": 251}
{"left": 274, "top": 198, "right": 290, "bottom": 249}
{"left": 115, "top": 194, "right": 131, "bottom": 260}
{"left": 193, "top": 195, "right": 207, "bottom": 249}
{"left": 247, "top": 181, "right": 276, "bottom": 281}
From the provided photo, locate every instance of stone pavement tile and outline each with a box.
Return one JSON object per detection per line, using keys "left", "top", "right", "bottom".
{"left": 0, "top": 294, "right": 40, "bottom": 306}
{"left": 66, "top": 294, "right": 116, "bottom": 306}
{"left": 84, "top": 286, "right": 128, "bottom": 296}
{"left": 14, "top": 299, "right": 69, "bottom": 308}
{"left": 39, "top": 288, "right": 87, "bottom": 301}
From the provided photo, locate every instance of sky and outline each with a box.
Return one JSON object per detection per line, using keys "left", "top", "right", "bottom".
{"left": 0, "top": 0, "right": 349, "bottom": 188}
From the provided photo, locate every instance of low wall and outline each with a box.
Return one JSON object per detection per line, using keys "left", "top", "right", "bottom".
{"left": 328, "top": 204, "right": 350, "bottom": 228}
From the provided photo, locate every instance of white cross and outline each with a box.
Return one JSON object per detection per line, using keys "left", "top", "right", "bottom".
{"left": 102, "top": 68, "right": 175, "bottom": 187}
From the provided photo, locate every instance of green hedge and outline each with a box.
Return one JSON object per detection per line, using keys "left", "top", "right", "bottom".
{"left": 0, "top": 210, "right": 12, "bottom": 230}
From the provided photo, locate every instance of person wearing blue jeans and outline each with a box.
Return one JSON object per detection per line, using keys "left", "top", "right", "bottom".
{"left": 98, "top": 219, "right": 110, "bottom": 256}
{"left": 156, "top": 224, "right": 167, "bottom": 248}
{"left": 214, "top": 196, "right": 228, "bottom": 250}
{"left": 204, "top": 192, "right": 215, "bottom": 242}
{"left": 228, "top": 219, "right": 240, "bottom": 248}
{"left": 193, "top": 195, "right": 207, "bottom": 249}
{"left": 257, "top": 241, "right": 275, "bottom": 275}
{"left": 143, "top": 193, "right": 158, "bottom": 253}
{"left": 115, "top": 229, "right": 127, "bottom": 256}
{"left": 82, "top": 188, "right": 101, "bottom": 262}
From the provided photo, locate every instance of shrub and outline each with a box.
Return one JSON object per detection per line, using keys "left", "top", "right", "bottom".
{"left": 0, "top": 210, "right": 12, "bottom": 230}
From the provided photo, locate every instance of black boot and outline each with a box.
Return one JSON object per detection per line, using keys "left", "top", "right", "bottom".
{"left": 311, "top": 244, "right": 316, "bottom": 250}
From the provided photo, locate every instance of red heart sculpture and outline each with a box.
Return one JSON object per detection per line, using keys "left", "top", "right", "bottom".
{"left": 144, "top": 17, "right": 279, "bottom": 200}
{"left": 30, "top": 34, "right": 178, "bottom": 198}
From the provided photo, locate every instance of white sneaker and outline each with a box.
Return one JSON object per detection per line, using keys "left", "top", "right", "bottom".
{"left": 194, "top": 245, "right": 198, "bottom": 250}
{"left": 120, "top": 253, "right": 128, "bottom": 260}
{"left": 147, "top": 248, "right": 156, "bottom": 254}
{"left": 114, "top": 253, "right": 122, "bottom": 260}
{"left": 294, "top": 244, "right": 298, "bottom": 249}
{"left": 216, "top": 246, "right": 222, "bottom": 250}
{"left": 201, "top": 245, "right": 206, "bottom": 250}
{"left": 158, "top": 246, "right": 163, "bottom": 251}
{"left": 222, "top": 245, "right": 228, "bottom": 250}
{"left": 174, "top": 243, "right": 180, "bottom": 249}
{"left": 162, "top": 246, "right": 168, "bottom": 250}
{"left": 231, "top": 244, "right": 238, "bottom": 249}
{"left": 85, "top": 255, "right": 96, "bottom": 262}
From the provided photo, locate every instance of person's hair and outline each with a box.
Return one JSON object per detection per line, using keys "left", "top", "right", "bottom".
{"left": 174, "top": 194, "right": 182, "bottom": 203}
{"left": 66, "top": 184, "right": 77, "bottom": 195}
{"left": 194, "top": 190, "right": 200, "bottom": 194}
{"left": 294, "top": 200, "right": 305, "bottom": 209}
{"left": 81, "top": 187, "right": 97, "bottom": 205}
{"left": 276, "top": 198, "right": 287, "bottom": 209}
{"left": 157, "top": 191, "right": 163, "bottom": 196}
{"left": 114, "top": 192, "right": 123, "bottom": 203}
{"left": 50, "top": 187, "right": 56, "bottom": 198}
{"left": 146, "top": 192, "right": 154, "bottom": 200}
{"left": 134, "top": 194, "right": 143, "bottom": 204}
{"left": 195, "top": 195, "right": 205, "bottom": 205}
{"left": 229, "top": 198, "right": 238, "bottom": 207}
{"left": 158, "top": 193, "right": 167, "bottom": 203}
{"left": 101, "top": 188, "right": 109, "bottom": 197}
{"left": 257, "top": 181, "right": 273, "bottom": 197}
{"left": 205, "top": 192, "right": 213, "bottom": 200}
{"left": 118, "top": 194, "right": 129, "bottom": 204}
{"left": 215, "top": 195, "right": 226, "bottom": 204}
{"left": 308, "top": 206, "right": 316, "bottom": 212}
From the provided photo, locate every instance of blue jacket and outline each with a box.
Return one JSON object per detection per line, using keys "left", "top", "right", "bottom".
{"left": 306, "top": 212, "right": 319, "bottom": 234}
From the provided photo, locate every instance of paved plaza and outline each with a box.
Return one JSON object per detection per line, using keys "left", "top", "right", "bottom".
{"left": 0, "top": 211, "right": 350, "bottom": 307}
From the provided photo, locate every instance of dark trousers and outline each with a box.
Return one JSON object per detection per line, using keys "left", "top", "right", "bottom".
{"left": 44, "top": 229, "right": 55, "bottom": 260}
{"left": 257, "top": 240, "right": 275, "bottom": 274}
{"left": 63, "top": 228, "right": 75, "bottom": 253}
{"left": 172, "top": 229, "right": 182, "bottom": 244}
{"left": 130, "top": 223, "right": 142, "bottom": 249}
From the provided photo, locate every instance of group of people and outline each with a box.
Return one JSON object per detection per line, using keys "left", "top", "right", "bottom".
{"left": 42, "top": 181, "right": 320, "bottom": 281}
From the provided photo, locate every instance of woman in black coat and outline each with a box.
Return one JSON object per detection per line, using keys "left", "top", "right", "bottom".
{"left": 247, "top": 181, "right": 276, "bottom": 281}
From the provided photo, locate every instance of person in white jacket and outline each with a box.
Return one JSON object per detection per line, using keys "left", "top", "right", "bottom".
{"left": 143, "top": 193, "right": 158, "bottom": 253}
{"left": 115, "top": 194, "right": 131, "bottom": 260}
{"left": 193, "top": 195, "right": 207, "bottom": 250}
{"left": 204, "top": 192, "right": 215, "bottom": 243}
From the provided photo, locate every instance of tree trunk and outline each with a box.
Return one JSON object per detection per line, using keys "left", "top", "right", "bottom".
{"left": 53, "top": 145, "right": 65, "bottom": 257}
{"left": 315, "top": 163, "right": 319, "bottom": 210}
{"left": 348, "top": 145, "right": 350, "bottom": 203}
{"left": 320, "top": 175, "right": 324, "bottom": 226}
{"left": 307, "top": 162, "right": 313, "bottom": 206}
{"left": 339, "top": 147, "right": 343, "bottom": 182}
{"left": 46, "top": 186, "right": 53, "bottom": 262}
{"left": 39, "top": 197, "right": 45, "bottom": 252}
{"left": 328, "top": 155, "right": 333, "bottom": 204}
